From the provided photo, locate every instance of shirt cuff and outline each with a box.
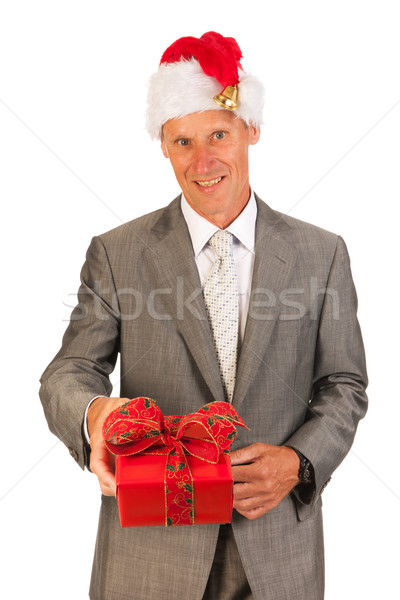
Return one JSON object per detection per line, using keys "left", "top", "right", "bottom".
{"left": 83, "top": 396, "right": 105, "bottom": 443}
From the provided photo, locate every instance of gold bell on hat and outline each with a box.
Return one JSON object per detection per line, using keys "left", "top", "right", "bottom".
{"left": 213, "top": 85, "right": 238, "bottom": 110}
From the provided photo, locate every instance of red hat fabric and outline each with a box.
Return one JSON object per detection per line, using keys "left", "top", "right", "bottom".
{"left": 146, "top": 31, "right": 264, "bottom": 139}
{"left": 160, "top": 31, "right": 243, "bottom": 88}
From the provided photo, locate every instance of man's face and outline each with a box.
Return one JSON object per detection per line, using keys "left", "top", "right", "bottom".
{"left": 161, "top": 110, "right": 260, "bottom": 228}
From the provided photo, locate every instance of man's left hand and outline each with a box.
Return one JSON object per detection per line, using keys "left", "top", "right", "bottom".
{"left": 231, "top": 443, "right": 300, "bottom": 520}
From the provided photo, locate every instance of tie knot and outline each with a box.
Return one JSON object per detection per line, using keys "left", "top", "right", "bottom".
{"left": 208, "top": 230, "right": 234, "bottom": 258}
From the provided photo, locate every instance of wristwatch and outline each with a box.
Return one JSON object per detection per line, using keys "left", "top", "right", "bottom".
{"left": 288, "top": 447, "right": 314, "bottom": 485}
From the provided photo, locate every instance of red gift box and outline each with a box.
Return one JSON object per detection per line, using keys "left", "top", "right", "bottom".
{"left": 103, "top": 397, "right": 247, "bottom": 527}
{"left": 116, "top": 452, "right": 233, "bottom": 527}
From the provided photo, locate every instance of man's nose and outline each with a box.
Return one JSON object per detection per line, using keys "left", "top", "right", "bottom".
{"left": 192, "top": 145, "right": 216, "bottom": 175}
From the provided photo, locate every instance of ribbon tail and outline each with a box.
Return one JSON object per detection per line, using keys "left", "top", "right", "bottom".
{"left": 164, "top": 443, "right": 194, "bottom": 526}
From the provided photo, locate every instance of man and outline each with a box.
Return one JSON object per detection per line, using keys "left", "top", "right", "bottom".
{"left": 40, "top": 32, "right": 368, "bottom": 599}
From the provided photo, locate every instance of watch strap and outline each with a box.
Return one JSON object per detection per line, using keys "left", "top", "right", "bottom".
{"left": 288, "top": 447, "right": 314, "bottom": 485}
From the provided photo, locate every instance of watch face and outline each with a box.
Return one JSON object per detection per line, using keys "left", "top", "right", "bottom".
{"left": 299, "top": 458, "right": 313, "bottom": 484}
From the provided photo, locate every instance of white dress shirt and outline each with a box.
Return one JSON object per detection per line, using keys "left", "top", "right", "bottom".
{"left": 84, "top": 191, "right": 257, "bottom": 440}
{"left": 180, "top": 191, "right": 257, "bottom": 345}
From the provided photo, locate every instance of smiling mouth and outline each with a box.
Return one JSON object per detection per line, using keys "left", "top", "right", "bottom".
{"left": 195, "top": 177, "right": 223, "bottom": 187}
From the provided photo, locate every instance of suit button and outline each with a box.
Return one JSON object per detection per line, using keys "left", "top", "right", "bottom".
{"left": 68, "top": 447, "right": 79, "bottom": 462}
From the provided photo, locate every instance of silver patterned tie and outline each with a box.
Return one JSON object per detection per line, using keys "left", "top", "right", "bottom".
{"left": 203, "top": 230, "right": 239, "bottom": 403}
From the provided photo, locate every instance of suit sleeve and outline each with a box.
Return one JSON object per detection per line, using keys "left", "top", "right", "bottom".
{"left": 285, "top": 235, "right": 368, "bottom": 504}
{"left": 39, "top": 236, "right": 121, "bottom": 470}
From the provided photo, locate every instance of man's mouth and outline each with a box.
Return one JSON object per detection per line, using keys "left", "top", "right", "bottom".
{"left": 195, "top": 176, "right": 223, "bottom": 187}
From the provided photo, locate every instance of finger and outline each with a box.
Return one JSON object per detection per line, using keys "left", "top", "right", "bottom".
{"left": 95, "top": 465, "right": 116, "bottom": 497}
{"left": 233, "top": 482, "right": 254, "bottom": 500}
{"left": 233, "top": 471, "right": 280, "bottom": 501}
{"left": 233, "top": 488, "right": 275, "bottom": 514}
{"left": 231, "top": 463, "right": 255, "bottom": 483}
{"left": 234, "top": 503, "right": 268, "bottom": 521}
{"left": 90, "top": 446, "right": 116, "bottom": 497}
{"left": 233, "top": 481, "right": 273, "bottom": 503}
{"left": 100, "top": 477, "right": 116, "bottom": 497}
{"left": 230, "top": 443, "right": 263, "bottom": 466}
{"left": 233, "top": 496, "right": 265, "bottom": 513}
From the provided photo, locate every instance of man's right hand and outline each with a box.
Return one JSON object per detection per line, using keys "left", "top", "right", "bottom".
{"left": 87, "top": 396, "right": 129, "bottom": 497}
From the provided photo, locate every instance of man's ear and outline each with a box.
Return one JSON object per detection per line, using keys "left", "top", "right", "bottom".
{"left": 248, "top": 125, "right": 261, "bottom": 146}
{"left": 160, "top": 137, "right": 169, "bottom": 159}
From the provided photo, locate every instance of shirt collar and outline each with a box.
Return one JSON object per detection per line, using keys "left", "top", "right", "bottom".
{"left": 180, "top": 190, "right": 257, "bottom": 257}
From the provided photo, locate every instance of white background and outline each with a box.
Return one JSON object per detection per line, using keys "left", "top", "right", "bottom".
{"left": 1, "top": 1, "right": 399, "bottom": 598}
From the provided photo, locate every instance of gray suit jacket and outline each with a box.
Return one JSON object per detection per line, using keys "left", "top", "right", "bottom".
{"left": 40, "top": 194, "right": 368, "bottom": 600}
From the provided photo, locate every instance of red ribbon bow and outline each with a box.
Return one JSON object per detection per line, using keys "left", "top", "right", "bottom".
{"left": 103, "top": 397, "right": 247, "bottom": 526}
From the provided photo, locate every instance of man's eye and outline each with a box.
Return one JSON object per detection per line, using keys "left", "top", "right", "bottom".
{"left": 214, "top": 131, "right": 226, "bottom": 140}
{"left": 177, "top": 139, "right": 189, "bottom": 146}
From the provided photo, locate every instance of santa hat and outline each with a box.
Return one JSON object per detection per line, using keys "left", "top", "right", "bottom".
{"left": 146, "top": 31, "right": 265, "bottom": 139}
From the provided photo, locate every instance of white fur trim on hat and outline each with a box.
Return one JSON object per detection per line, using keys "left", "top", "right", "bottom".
{"left": 146, "top": 59, "right": 264, "bottom": 139}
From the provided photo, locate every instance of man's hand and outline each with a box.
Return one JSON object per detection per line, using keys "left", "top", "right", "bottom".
{"left": 230, "top": 443, "right": 300, "bottom": 520}
{"left": 87, "top": 396, "right": 129, "bottom": 497}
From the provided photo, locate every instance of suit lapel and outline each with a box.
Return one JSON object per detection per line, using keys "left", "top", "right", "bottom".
{"left": 233, "top": 196, "right": 296, "bottom": 409}
{"left": 147, "top": 197, "right": 226, "bottom": 403}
